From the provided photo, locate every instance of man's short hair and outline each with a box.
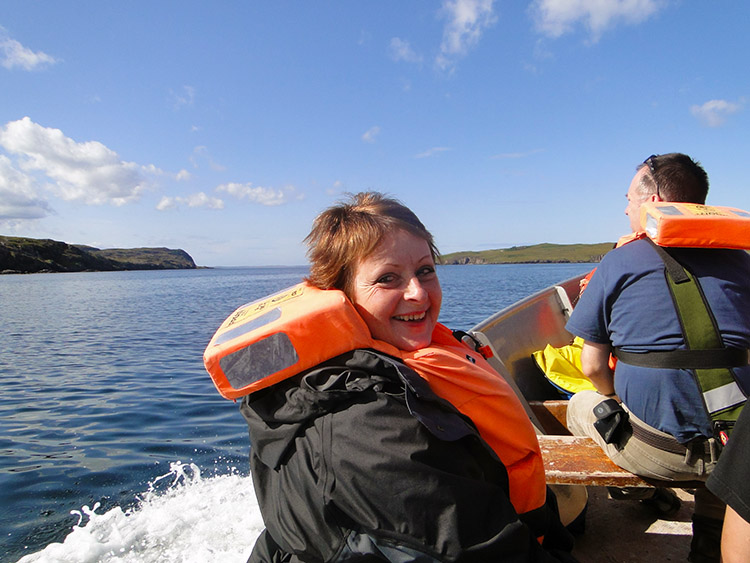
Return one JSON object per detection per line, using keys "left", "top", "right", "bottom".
{"left": 638, "top": 153, "right": 709, "bottom": 204}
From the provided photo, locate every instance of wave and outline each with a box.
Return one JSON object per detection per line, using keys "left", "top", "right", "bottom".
{"left": 16, "top": 462, "right": 264, "bottom": 563}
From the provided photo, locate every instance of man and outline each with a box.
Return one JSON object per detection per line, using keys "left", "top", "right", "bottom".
{"left": 565, "top": 153, "right": 750, "bottom": 563}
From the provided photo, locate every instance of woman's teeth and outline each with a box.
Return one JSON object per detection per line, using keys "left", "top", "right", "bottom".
{"left": 395, "top": 312, "right": 426, "bottom": 322}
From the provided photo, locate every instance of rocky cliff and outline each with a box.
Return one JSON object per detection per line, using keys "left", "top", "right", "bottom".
{"left": 0, "top": 236, "right": 197, "bottom": 274}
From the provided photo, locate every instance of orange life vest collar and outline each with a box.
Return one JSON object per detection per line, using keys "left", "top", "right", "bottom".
{"left": 639, "top": 201, "right": 750, "bottom": 249}
{"left": 615, "top": 231, "right": 647, "bottom": 248}
{"left": 204, "top": 283, "right": 382, "bottom": 400}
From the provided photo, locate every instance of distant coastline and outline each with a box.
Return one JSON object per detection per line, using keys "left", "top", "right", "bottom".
{"left": 0, "top": 235, "right": 197, "bottom": 274}
{"left": 0, "top": 237, "right": 615, "bottom": 274}
{"left": 439, "top": 242, "right": 615, "bottom": 265}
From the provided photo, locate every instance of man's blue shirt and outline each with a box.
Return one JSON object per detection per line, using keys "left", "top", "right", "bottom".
{"left": 566, "top": 238, "right": 750, "bottom": 443}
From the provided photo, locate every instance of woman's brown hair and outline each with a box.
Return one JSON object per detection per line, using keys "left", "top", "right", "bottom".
{"left": 304, "top": 191, "right": 438, "bottom": 296}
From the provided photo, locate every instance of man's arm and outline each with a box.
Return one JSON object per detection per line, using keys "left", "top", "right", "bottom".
{"left": 721, "top": 505, "right": 750, "bottom": 563}
{"left": 580, "top": 340, "right": 616, "bottom": 396}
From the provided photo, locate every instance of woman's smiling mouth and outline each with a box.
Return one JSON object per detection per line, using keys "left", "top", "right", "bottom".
{"left": 394, "top": 312, "right": 427, "bottom": 322}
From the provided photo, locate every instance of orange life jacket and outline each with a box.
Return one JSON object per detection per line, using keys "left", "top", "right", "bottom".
{"left": 581, "top": 202, "right": 750, "bottom": 297}
{"left": 640, "top": 201, "right": 750, "bottom": 249}
{"left": 204, "top": 283, "right": 547, "bottom": 517}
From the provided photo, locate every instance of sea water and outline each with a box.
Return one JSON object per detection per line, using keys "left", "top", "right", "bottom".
{"left": 0, "top": 263, "right": 591, "bottom": 562}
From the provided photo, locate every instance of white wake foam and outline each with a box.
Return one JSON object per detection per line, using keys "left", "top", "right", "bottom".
{"left": 17, "top": 462, "right": 264, "bottom": 563}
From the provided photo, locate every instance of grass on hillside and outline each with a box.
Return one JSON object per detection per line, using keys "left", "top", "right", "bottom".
{"left": 439, "top": 242, "right": 615, "bottom": 264}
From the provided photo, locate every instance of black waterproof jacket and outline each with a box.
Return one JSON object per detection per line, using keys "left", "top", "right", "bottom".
{"left": 240, "top": 349, "right": 576, "bottom": 562}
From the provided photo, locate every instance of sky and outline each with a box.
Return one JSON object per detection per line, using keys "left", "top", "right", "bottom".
{"left": 1, "top": 1, "right": 749, "bottom": 267}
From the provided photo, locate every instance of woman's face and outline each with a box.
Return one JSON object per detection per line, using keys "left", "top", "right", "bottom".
{"left": 350, "top": 229, "right": 442, "bottom": 351}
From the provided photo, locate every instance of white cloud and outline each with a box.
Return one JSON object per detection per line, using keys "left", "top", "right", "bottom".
{"left": 362, "top": 126, "right": 381, "bottom": 143}
{"left": 358, "top": 30, "right": 372, "bottom": 46}
{"left": 156, "top": 192, "right": 224, "bottom": 211}
{"left": 156, "top": 196, "right": 177, "bottom": 211}
{"left": 190, "top": 145, "right": 226, "bottom": 171}
{"left": 176, "top": 169, "right": 191, "bottom": 181}
{"left": 530, "top": 0, "right": 664, "bottom": 41}
{"left": 0, "top": 117, "right": 153, "bottom": 206}
{"left": 490, "top": 148, "right": 545, "bottom": 159}
{"left": 415, "top": 147, "right": 451, "bottom": 159}
{"left": 389, "top": 38, "right": 423, "bottom": 64}
{"left": 216, "top": 182, "right": 297, "bottom": 206}
{"left": 690, "top": 99, "right": 743, "bottom": 128}
{"left": 0, "top": 28, "right": 58, "bottom": 70}
{"left": 436, "top": 0, "right": 497, "bottom": 71}
{"left": 171, "top": 85, "right": 196, "bottom": 109}
{"left": 327, "top": 180, "right": 344, "bottom": 196}
{"left": 185, "top": 192, "right": 224, "bottom": 208}
{"left": 0, "top": 154, "right": 53, "bottom": 220}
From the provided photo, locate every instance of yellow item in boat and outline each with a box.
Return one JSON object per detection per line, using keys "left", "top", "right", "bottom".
{"left": 532, "top": 337, "right": 596, "bottom": 396}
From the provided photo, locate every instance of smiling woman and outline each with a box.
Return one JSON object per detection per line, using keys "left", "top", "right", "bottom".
{"left": 305, "top": 192, "right": 442, "bottom": 351}
{"left": 220, "top": 192, "right": 577, "bottom": 562}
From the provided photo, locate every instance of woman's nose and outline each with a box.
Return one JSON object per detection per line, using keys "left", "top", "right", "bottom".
{"left": 404, "top": 277, "right": 427, "bottom": 300}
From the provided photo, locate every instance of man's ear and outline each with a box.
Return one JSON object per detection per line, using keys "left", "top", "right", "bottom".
{"left": 649, "top": 193, "right": 662, "bottom": 203}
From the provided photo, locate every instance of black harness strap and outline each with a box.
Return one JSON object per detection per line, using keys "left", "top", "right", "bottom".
{"left": 614, "top": 347, "right": 748, "bottom": 370}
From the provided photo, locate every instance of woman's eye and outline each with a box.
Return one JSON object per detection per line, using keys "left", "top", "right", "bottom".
{"left": 376, "top": 274, "right": 396, "bottom": 285}
{"left": 418, "top": 266, "right": 435, "bottom": 277}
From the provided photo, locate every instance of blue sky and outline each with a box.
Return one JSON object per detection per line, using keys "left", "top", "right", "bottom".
{"left": 1, "top": 1, "right": 748, "bottom": 267}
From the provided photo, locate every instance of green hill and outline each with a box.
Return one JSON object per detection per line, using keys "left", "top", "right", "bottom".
{"left": 0, "top": 235, "right": 197, "bottom": 274}
{"left": 439, "top": 242, "right": 615, "bottom": 265}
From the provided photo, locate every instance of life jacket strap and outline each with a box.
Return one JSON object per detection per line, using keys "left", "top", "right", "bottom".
{"left": 613, "top": 347, "right": 749, "bottom": 370}
{"left": 633, "top": 239, "right": 748, "bottom": 431}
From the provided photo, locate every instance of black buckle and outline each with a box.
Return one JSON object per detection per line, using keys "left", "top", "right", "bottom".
{"left": 593, "top": 399, "right": 629, "bottom": 444}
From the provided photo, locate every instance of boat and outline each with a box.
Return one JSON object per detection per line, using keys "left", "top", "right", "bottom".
{"left": 467, "top": 273, "right": 696, "bottom": 562}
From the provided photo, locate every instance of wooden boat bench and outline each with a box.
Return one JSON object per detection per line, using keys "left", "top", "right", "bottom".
{"left": 530, "top": 400, "right": 706, "bottom": 489}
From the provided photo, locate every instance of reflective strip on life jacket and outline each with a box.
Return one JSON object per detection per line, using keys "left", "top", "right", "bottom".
{"left": 704, "top": 381, "right": 747, "bottom": 415}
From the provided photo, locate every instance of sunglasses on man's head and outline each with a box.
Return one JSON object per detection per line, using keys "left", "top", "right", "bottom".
{"left": 644, "top": 154, "right": 661, "bottom": 199}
